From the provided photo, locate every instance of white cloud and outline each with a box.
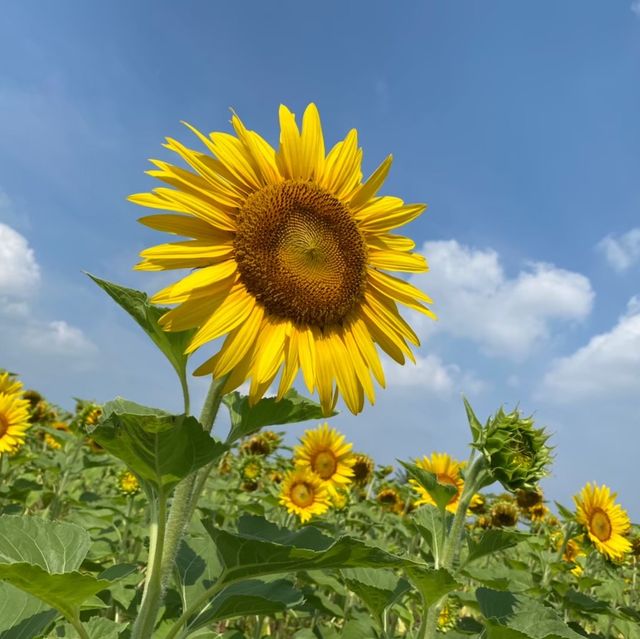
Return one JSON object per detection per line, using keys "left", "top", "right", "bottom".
{"left": 596, "top": 228, "right": 640, "bottom": 272}
{"left": 21, "top": 320, "right": 97, "bottom": 357}
{"left": 411, "top": 240, "right": 594, "bottom": 360}
{"left": 0, "top": 223, "right": 40, "bottom": 296}
{"left": 538, "top": 297, "right": 640, "bottom": 402}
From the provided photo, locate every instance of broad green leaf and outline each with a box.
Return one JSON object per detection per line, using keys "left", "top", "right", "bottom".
{"left": 476, "top": 588, "right": 584, "bottom": 639}
{"left": 405, "top": 566, "right": 460, "bottom": 607}
{"left": 341, "top": 568, "right": 410, "bottom": 621}
{"left": 341, "top": 617, "right": 379, "bottom": 638}
{"left": 91, "top": 398, "right": 227, "bottom": 491}
{"left": 0, "top": 516, "right": 89, "bottom": 572}
{"left": 87, "top": 274, "right": 195, "bottom": 389}
{"left": 463, "top": 396, "right": 484, "bottom": 444}
{"left": 0, "top": 582, "right": 57, "bottom": 639}
{"left": 410, "top": 504, "right": 452, "bottom": 562}
{"left": 464, "top": 529, "right": 527, "bottom": 565}
{"left": 223, "top": 389, "right": 335, "bottom": 444}
{"left": 188, "top": 579, "right": 304, "bottom": 629}
{"left": 59, "top": 617, "right": 127, "bottom": 639}
{"left": 563, "top": 589, "right": 609, "bottom": 614}
{"left": 0, "top": 563, "right": 110, "bottom": 620}
{"left": 202, "top": 515, "right": 418, "bottom": 585}
{"left": 399, "top": 461, "right": 456, "bottom": 512}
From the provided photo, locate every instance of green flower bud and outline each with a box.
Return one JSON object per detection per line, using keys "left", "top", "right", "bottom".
{"left": 474, "top": 407, "right": 552, "bottom": 492}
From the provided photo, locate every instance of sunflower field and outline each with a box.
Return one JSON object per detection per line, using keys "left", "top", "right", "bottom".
{"left": 0, "top": 105, "right": 638, "bottom": 639}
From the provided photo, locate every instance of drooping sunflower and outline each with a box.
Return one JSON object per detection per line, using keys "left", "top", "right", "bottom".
{"left": 574, "top": 482, "right": 631, "bottom": 561}
{"left": 130, "top": 103, "right": 434, "bottom": 415}
{"left": 411, "top": 452, "right": 465, "bottom": 513}
{"left": 0, "top": 392, "right": 31, "bottom": 455}
{"left": 280, "top": 467, "right": 330, "bottom": 523}
{"left": 294, "top": 423, "right": 354, "bottom": 493}
{"left": 351, "top": 453, "right": 375, "bottom": 487}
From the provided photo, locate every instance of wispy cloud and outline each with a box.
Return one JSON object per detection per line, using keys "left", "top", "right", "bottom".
{"left": 596, "top": 228, "right": 640, "bottom": 272}
{"left": 410, "top": 240, "right": 594, "bottom": 360}
{"left": 0, "top": 222, "right": 40, "bottom": 297}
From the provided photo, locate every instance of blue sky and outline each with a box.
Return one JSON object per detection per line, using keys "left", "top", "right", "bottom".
{"left": 1, "top": 1, "right": 639, "bottom": 517}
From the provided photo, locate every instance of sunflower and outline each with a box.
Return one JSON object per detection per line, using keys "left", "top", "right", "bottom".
{"left": 351, "top": 453, "right": 375, "bottom": 487}
{"left": 280, "top": 467, "right": 330, "bottom": 523}
{"left": 411, "top": 453, "right": 465, "bottom": 513}
{"left": 130, "top": 103, "right": 434, "bottom": 415}
{"left": 377, "top": 486, "right": 402, "bottom": 510}
{"left": 490, "top": 501, "right": 519, "bottom": 528}
{"left": 0, "top": 372, "right": 23, "bottom": 396}
{"left": 574, "top": 483, "right": 631, "bottom": 561}
{"left": 0, "top": 392, "right": 31, "bottom": 455}
{"left": 44, "top": 434, "right": 62, "bottom": 450}
{"left": 294, "top": 423, "right": 354, "bottom": 493}
{"left": 118, "top": 471, "right": 141, "bottom": 496}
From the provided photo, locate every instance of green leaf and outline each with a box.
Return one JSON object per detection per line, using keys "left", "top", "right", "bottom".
{"left": 405, "top": 566, "right": 460, "bottom": 607}
{"left": 59, "top": 617, "right": 127, "bottom": 639}
{"left": 409, "top": 504, "right": 452, "bottom": 565}
{"left": 465, "top": 529, "right": 527, "bottom": 565}
{"left": 223, "top": 389, "right": 335, "bottom": 444}
{"left": 463, "top": 396, "right": 484, "bottom": 444}
{"left": 188, "top": 579, "right": 304, "bottom": 628}
{"left": 563, "top": 589, "right": 609, "bottom": 614}
{"left": 0, "top": 563, "right": 110, "bottom": 621}
{"left": 91, "top": 398, "right": 227, "bottom": 491}
{"left": 0, "top": 582, "right": 57, "bottom": 639}
{"left": 342, "top": 568, "right": 410, "bottom": 622}
{"left": 399, "top": 461, "right": 456, "bottom": 512}
{"left": 476, "top": 588, "right": 584, "bottom": 639}
{"left": 0, "top": 516, "right": 89, "bottom": 572}
{"left": 202, "top": 515, "right": 417, "bottom": 586}
{"left": 87, "top": 274, "right": 195, "bottom": 388}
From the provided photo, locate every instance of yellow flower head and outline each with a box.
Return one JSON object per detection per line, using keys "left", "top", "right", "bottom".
{"left": 44, "top": 434, "right": 62, "bottom": 450}
{"left": 351, "top": 453, "right": 375, "bottom": 487}
{"left": 527, "top": 502, "right": 549, "bottom": 523}
{"left": 240, "top": 456, "right": 262, "bottom": 481}
{"left": 85, "top": 407, "right": 102, "bottom": 427}
{"left": 294, "top": 423, "right": 354, "bottom": 493}
{"left": 0, "top": 392, "right": 31, "bottom": 456}
{"left": 118, "top": 471, "right": 140, "bottom": 496}
{"left": 377, "top": 486, "right": 402, "bottom": 509}
{"left": 411, "top": 452, "right": 465, "bottom": 513}
{"left": 574, "top": 482, "right": 631, "bottom": 561}
{"left": 280, "top": 467, "right": 330, "bottom": 523}
{"left": 562, "top": 537, "right": 586, "bottom": 564}
{"left": 130, "top": 103, "right": 434, "bottom": 415}
{"left": 468, "top": 493, "right": 486, "bottom": 514}
{"left": 331, "top": 488, "right": 350, "bottom": 511}
{"left": 490, "top": 501, "right": 520, "bottom": 528}
{"left": 0, "top": 372, "right": 23, "bottom": 396}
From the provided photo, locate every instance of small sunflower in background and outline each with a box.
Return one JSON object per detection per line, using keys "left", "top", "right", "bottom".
{"left": 411, "top": 452, "right": 465, "bottom": 513}
{"left": 0, "top": 392, "right": 31, "bottom": 456}
{"left": 240, "top": 456, "right": 263, "bottom": 482}
{"left": 490, "top": 500, "right": 519, "bottom": 528}
{"left": 118, "top": 471, "right": 141, "bottom": 496}
{"left": 131, "top": 103, "right": 434, "bottom": 415}
{"left": 516, "top": 487, "right": 544, "bottom": 510}
{"left": 331, "top": 488, "right": 350, "bottom": 511}
{"left": 351, "top": 453, "right": 375, "bottom": 487}
{"left": 376, "top": 486, "right": 402, "bottom": 512}
{"left": 280, "top": 468, "right": 330, "bottom": 523}
{"left": 574, "top": 482, "right": 631, "bottom": 561}
{"left": 85, "top": 406, "right": 103, "bottom": 427}
{"left": 527, "top": 502, "right": 549, "bottom": 523}
{"left": 294, "top": 423, "right": 354, "bottom": 494}
{"left": 468, "top": 493, "right": 486, "bottom": 514}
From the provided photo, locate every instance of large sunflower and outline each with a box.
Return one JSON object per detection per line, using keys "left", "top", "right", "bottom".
{"left": 294, "top": 422, "right": 354, "bottom": 493}
{"left": 411, "top": 452, "right": 465, "bottom": 513}
{"left": 130, "top": 104, "right": 434, "bottom": 414}
{"left": 0, "top": 372, "right": 23, "bottom": 396}
{"left": 280, "top": 467, "right": 330, "bottom": 523}
{"left": 0, "top": 392, "right": 31, "bottom": 455}
{"left": 574, "top": 482, "right": 631, "bottom": 561}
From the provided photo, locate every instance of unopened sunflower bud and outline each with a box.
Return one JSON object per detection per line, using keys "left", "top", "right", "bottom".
{"left": 474, "top": 407, "right": 552, "bottom": 492}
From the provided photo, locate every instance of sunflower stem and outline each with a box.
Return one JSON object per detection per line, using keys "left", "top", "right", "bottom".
{"left": 68, "top": 614, "right": 91, "bottom": 639}
{"left": 158, "top": 377, "right": 227, "bottom": 598}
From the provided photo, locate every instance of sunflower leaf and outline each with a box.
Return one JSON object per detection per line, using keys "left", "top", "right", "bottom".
{"left": 405, "top": 566, "right": 460, "bottom": 608}
{"left": 223, "top": 389, "right": 335, "bottom": 444}
{"left": 90, "top": 398, "right": 227, "bottom": 491}
{"left": 399, "top": 460, "right": 457, "bottom": 513}
{"left": 87, "top": 274, "right": 195, "bottom": 392}
{"left": 464, "top": 529, "right": 527, "bottom": 566}
{"left": 0, "top": 583, "right": 58, "bottom": 639}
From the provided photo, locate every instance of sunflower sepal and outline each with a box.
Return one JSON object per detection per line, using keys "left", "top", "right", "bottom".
{"left": 472, "top": 406, "right": 553, "bottom": 493}
{"left": 463, "top": 396, "right": 484, "bottom": 445}
{"left": 400, "top": 460, "right": 457, "bottom": 513}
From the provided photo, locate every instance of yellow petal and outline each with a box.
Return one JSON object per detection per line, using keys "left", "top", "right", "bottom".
{"left": 138, "top": 214, "right": 233, "bottom": 242}
{"left": 368, "top": 249, "right": 428, "bottom": 273}
{"left": 349, "top": 317, "right": 386, "bottom": 387}
{"left": 367, "top": 268, "right": 435, "bottom": 317}
{"left": 358, "top": 202, "right": 426, "bottom": 233}
{"left": 300, "top": 103, "right": 325, "bottom": 180}
{"left": 277, "top": 327, "right": 300, "bottom": 400}
{"left": 321, "top": 129, "right": 362, "bottom": 199}
{"left": 349, "top": 155, "right": 393, "bottom": 210}
{"left": 297, "top": 326, "right": 316, "bottom": 393}
{"left": 139, "top": 240, "right": 234, "bottom": 264}
{"left": 365, "top": 291, "right": 420, "bottom": 345}
{"left": 275, "top": 104, "right": 301, "bottom": 180}
{"left": 251, "top": 319, "right": 288, "bottom": 384}
{"left": 151, "top": 262, "right": 237, "bottom": 304}
{"left": 325, "top": 331, "right": 364, "bottom": 414}
{"left": 231, "top": 113, "right": 282, "bottom": 185}
{"left": 186, "top": 285, "right": 255, "bottom": 353}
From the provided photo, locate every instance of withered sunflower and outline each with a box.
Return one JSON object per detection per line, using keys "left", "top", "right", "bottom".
{"left": 131, "top": 104, "right": 434, "bottom": 414}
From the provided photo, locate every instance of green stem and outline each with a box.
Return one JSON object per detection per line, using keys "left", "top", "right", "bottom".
{"left": 158, "top": 377, "right": 227, "bottom": 594}
{"left": 131, "top": 489, "right": 168, "bottom": 639}
{"left": 179, "top": 373, "right": 191, "bottom": 416}
{"left": 67, "top": 614, "right": 91, "bottom": 639}
{"left": 45, "top": 439, "right": 83, "bottom": 520}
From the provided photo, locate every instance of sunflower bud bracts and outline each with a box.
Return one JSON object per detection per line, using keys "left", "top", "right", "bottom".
{"left": 473, "top": 407, "right": 553, "bottom": 492}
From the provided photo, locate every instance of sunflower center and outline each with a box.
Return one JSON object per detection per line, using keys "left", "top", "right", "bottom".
{"left": 290, "top": 481, "right": 315, "bottom": 508}
{"left": 590, "top": 508, "right": 612, "bottom": 541}
{"left": 313, "top": 451, "right": 338, "bottom": 479}
{"left": 235, "top": 180, "right": 368, "bottom": 326}
{"left": 0, "top": 414, "right": 8, "bottom": 438}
